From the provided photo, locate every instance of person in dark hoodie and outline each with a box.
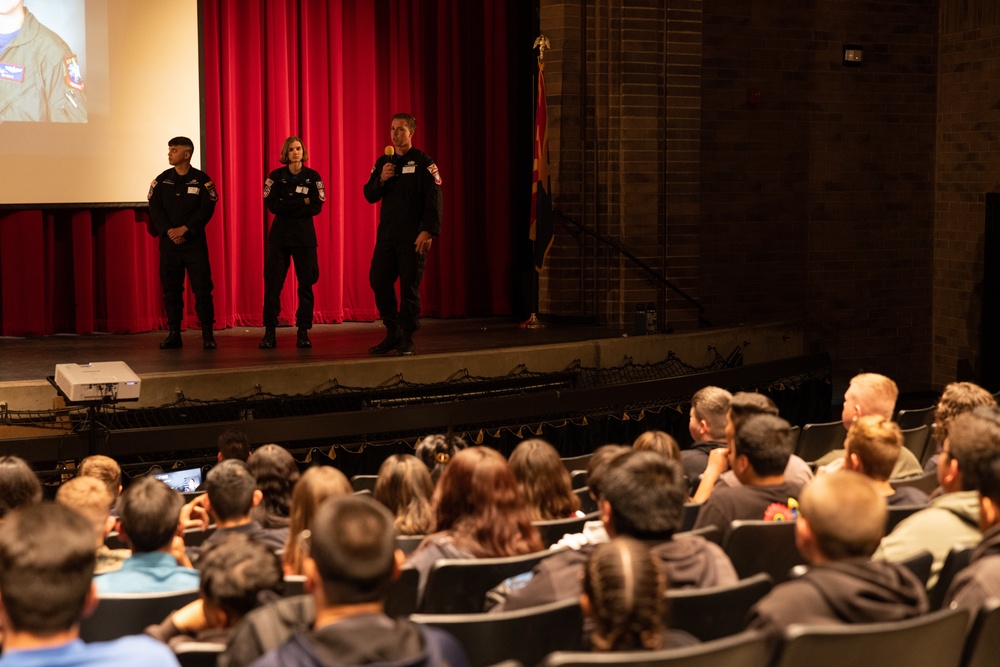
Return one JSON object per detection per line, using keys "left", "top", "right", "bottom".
{"left": 493, "top": 450, "right": 737, "bottom": 613}
{"left": 247, "top": 494, "right": 468, "bottom": 667}
{"left": 746, "top": 470, "right": 928, "bottom": 641}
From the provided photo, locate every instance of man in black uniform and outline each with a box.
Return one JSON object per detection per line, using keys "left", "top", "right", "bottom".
{"left": 147, "top": 136, "right": 219, "bottom": 349}
{"left": 363, "top": 113, "right": 442, "bottom": 356}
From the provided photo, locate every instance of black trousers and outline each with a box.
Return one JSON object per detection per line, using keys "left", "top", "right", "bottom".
{"left": 160, "top": 238, "right": 214, "bottom": 330}
{"left": 369, "top": 237, "right": 426, "bottom": 333}
{"left": 263, "top": 244, "right": 319, "bottom": 329}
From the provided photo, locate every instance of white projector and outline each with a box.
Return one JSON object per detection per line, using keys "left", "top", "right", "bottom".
{"left": 54, "top": 362, "right": 141, "bottom": 402}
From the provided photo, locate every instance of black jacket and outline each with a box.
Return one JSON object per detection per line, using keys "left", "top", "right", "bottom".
{"left": 363, "top": 147, "right": 442, "bottom": 241}
{"left": 265, "top": 166, "right": 325, "bottom": 247}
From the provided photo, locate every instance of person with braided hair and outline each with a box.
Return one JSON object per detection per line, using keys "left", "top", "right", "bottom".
{"left": 414, "top": 433, "right": 467, "bottom": 484}
{"left": 582, "top": 537, "right": 697, "bottom": 651}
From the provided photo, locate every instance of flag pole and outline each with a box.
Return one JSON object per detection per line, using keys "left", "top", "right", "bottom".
{"left": 522, "top": 34, "right": 551, "bottom": 330}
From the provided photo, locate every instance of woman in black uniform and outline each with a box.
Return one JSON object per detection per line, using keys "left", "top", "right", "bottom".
{"left": 259, "top": 136, "right": 326, "bottom": 349}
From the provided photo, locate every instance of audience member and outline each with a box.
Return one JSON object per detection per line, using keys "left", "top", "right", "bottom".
{"left": 249, "top": 495, "right": 469, "bottom": 667}
{"left": 874, "top": 407, "right": 1000, "bottom": 587}
{"left": 0, "top": 503, "right": 179, "bottom": 667}
{"left": 0, "top": 455, "right": 42, "bottom": 521}
{"left": 680, "top": 386, "right": 732, "bottom": 484}
{"left": 508, "top": 439, "right": 582, "bottom": 521}
{"left": 55, "top": 476, "right": 128, "bottom": 575}
{"left": 692, "top": 414, "right": 802, "bottom": 536}
{"left": 407, "top": 447, "right": 542, "bottom": 597}
{"left": 553, "top": 444, "right": 630, "bottom": 551}
{"left": 633, "top": 430, "right": 682, "bottom": 462}
{"left": 842, "top": 415, "right": 929, "bottom": 506}
{"left": 583, "top": 537, "right": 698, "bottom": 652}
{"left": 944, "top": 411, "right": 1000, "bottom": 614}
{"left": 284, "top": 466, "right": 353, "bottom": 575}
{"left": 373, "top": 454, "right": 436, "bottom": 536}
{"left": 218, "top": 428, "right": 252, "bottom": 463}
{"left": 95, "top": 476, "right": 199, "bottom": 593}
{"left": 77, "top": 454, "right": 123, "bottom": 500}
{"left": 496, "top": 450, "right": 736, "bottom": 612}
{"left": 747, "top": 471, "right": 928, "bottom": 641}
{"left": 925, "top": 382, "right": 996, "bottom": 474}
{"left": 146, "top": 534, "right": 284, "bottom": 648}
{"left": 414, "top": 433, "right": 467, "bottom": 484}
{"left": 248, "top": 444, "right": 300, "bottom": 542}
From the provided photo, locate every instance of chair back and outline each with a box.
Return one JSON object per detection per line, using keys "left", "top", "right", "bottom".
{"left": 773, "top": 607, "right": 969, "bottom": 667}
{"left": 560, "top": 453, "right": 592, "bottom": 473}
{"left": 722, "top": 520, "right": 805, "bottom": 584}
{"left": 569, "top": 469, "right": 588, "bottom": 489}
{"left": 385, "top": 565, "right": 420, "bottom": 618}
{"left": 666, "top": 572, "right": 773, "bottom": 641}
{"left": 80, "top": 588, "right": 200, "bottom": 642}
{"left": 895, "top": 405, "right": 936, "bottom": 430}
{"left": 928, "top": 545, "right": 974, "bottom": 610}
{"left": 283, "top": 574, "right": 307, "bottom": 597}
{"left": 540, "top": 630, "right": 770, "bottom": 667}
{"left": 674, "top": 525, "right": 722, "bottom": 545}
{"left": 961, "top": 597, "right": 1000, "bottom": 667}
{"left": 350, "top": 474, "right": 378, "bottom": 493}
{"left": 900, "top": 425, "right": 931, "bottom": 464}
{"left": 886, "top": 505, "right": 925, "bottom": 534}
{"left": 174, "top": 642, "right": 225, "bottom": 667}
{"left": 574, "top": 486, "right": 598, "bottom": 514}
{"left": 890, "top": 470, "right": 939, "bottom": 495}
{"left": 898, "top": 549, "right": 934, "bottom": 587}
{"left": 413, "top": 597, "right": 583, "bottom": 667}
{"left": 395, "top": 534, "right": 426, "bottom": 556}
{"left": 104, "top": 530, "right": 128, "bottom": 550}
{"left": 534, "top": 512, "right": 599, "bottom": 548}
{"left": 794, "top": 420, "right": 846, "bottom": 463}
{"left": 420, "top": 549, "right": 558, "bottom": 613}
{"left": 183, "top": 524, "right": 217, "bottom": 548}
{"left": 680, "top": 502, "right": 702, "bottom": 532}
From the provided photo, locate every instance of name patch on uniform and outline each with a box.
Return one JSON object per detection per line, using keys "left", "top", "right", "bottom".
{"left": 205, "top": 180, "right": 218, "bottom": 202}
{"left": 147, "top": 179, "right": 157, "bottom": 200}
{"left": 63, "top": 55, "right": 84, "bottom": 90}
{"left": 317, "top": 181, "right": 326, "bottom": 202}
{"left": 428, "top": 163, "right": 442, "bottom": 186}
{"left": 0, "top": 62, "right": 24, "bottom": 83}
{"left": 295, "top": 185, "right": 308, "bottom": 195}
{"left": 187, "top": 186, "right": 200, "bottom": 195}
{"left": 402, "top": 166, "right": 416, "bottom": 174}
{"left": 263, "top": 178, "right": 273, "bottom": 198}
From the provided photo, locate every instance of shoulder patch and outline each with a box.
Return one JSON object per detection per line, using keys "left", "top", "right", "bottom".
{"left": 205, "top": 180, "right": 218, "bottom": 202}
{"left": 317, "top": 181, "right": 326, "bottom": 202}
{"left": 263, "top": 178, "right": 273, "bottom": 198}
{"left": 147, "top": 179, "right": 157, "bottom": 200}
{"left": 63, "top": 55, "right": 84, "bottom": 91}
{"left": 428, "top": 163, "right": 442, "bottom": 186}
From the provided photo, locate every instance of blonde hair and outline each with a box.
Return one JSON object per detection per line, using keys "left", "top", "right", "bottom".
{"left": 850, "top": 373, "right": 898, "bottom": 419}
{"left": 78, "top": 455, "right": 121, "bottom": 498}
{"left": 282, "top": 467, "right": 352, "bottom": 575}
{"left": 56, "top": 476, "right": 113, "bottom": 543}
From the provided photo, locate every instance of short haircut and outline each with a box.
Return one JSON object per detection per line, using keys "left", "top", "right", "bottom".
{"left": 632, "top": 431, "right": 681, "bottom": 461}
{"left": 309, "top": 495, "right": 397, "bottom": 605}
{"left": 734, "top": 414, "right": 794, "bottom": 477}
{"left": 77, "top": 455, "right": 122, "bottom": 497}
{"left": 691, "top": 386, "right": 733, "bottom": 440}
{"left": 799, "top": 470, "right": 886, "bottom": 560}
{"left": 218, "top": 428, "right": 251, "bottom": 462}
{"left": 0, "top": 456, "right": 43, "bottom": 519}
{"left": 978, "top": 456, "right": 1000, "bottom": 512}
{"left": 56, "top": 476, "right": 114, "bottom": 537}
{"left": 947, "top": 406, "right": 1000, "bottom": 492}
{"left": 206, "top": 459, "right": 257, "bottom": 522}
{"left": 117, "top": 476, "right": 183, "bottom": 552}
{"left": 845, "top": 415, "right": 903, "bottom": 481}
{"left": 601, "top": 450, "right": 686, "bottom": 539}
{"left": 199, "top": 534, "right": 283, "bottom": 620}
{"left": 933, "top": 382, "right": 997, "bottom": 452}
{"left": 729, "top": 392, "right": 779, "bottom": 435}
{"left": 585, "top": 445, "right": 630, "bottom": 498}
{"left": 0, "top": 503, "right": 96, "bottom": 635}
{"left": 392, "top": 112, "right": 417, "bottom": 132}
{"left": 279, "top": 135, "right": 309, "bottom": 164}
{"left": 850, "top": 373, "right": 898, "bottom": 419}
{"left": 168, "top": 136, "right": 194, "bottom": 154}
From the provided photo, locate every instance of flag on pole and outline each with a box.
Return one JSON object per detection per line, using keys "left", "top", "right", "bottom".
{"left": 530, "top": 60, "right": 553, "bottom": 273}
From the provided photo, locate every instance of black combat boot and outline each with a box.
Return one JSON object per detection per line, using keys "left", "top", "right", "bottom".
{"left": 296, "top": 327, "right": 312, "bottom": 349}
{"left": 368, "top": 328, "right": 400, "bottom": 355}
{"left": 159, "top": 329, "right": 183, "bottom": 349}
{"left": 202, "top": 328, "right": 217, "bottom": 350}
{"left": 258, "top": 327, "right": 277, "bottom": 349}
{"left": 395, "top": 331, "right": 415, "bottom": 356}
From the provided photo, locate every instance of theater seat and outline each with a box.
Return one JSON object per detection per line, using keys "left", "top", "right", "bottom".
{"left": 540, "top": 629, "right": 770, "bottom": 667}
{"left": 420, "top": 549, "right": 560, "bottom": 614}
{"left": 666, "top": 572, "right": 773, "bottom": 641}
{"left": 80, "top": 588, "right": 200, "bottom": 642}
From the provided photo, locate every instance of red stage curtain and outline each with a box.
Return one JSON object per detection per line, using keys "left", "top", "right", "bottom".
{"left": 0, "top": 0, "right": 512, "bottom": 336}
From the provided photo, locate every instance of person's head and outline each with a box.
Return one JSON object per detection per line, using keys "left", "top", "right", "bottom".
{"left": 689, "top": 386, "right": 733, "bottom": 442}
{"left": 391, "top": 112, "right": 417, "bottom": 152}
{"left": 843, "top": 415, "right": 904, "bottom": 482}
{"left": 77, "top": 455, "right": 122, "bottom": 498}
{"left": 731, "top": 414, "right": 794, "bottom": 480}
{"left": 117, "top": 476, "right": 183, "bottom": 553}
{"left": 306, "top": 495, "right": 400, "bottom": 607}
{"left": 600, "top": 450, "right": 686, "bottom": 540}
{"left": 414, "top": 433, "right": 467, "bottom": 484}
{"left": 796, "top": 471, "right": 886, "bottom": 564}
{"left": 508, "top": 439, "right": 581, "bottom": 521}
{"left": 932, "top": 382, "right": 997, "bottom": 453}
{"left": 726, "top": 392, "right": 779, "bottom": 446}
{"left": 167, "top": 136, "right": 194, "bottom": 167}
{"left": 247, "top": 444, "right": 299, "bottom": 521}
{"left": 583, "top": 537, "right": 665, "bottom": 652}
{"left": 585, "top": 445, "right": 630, "bottom": 499}
{"left": 279, "top": 135, "right": 308, "bottom": 165}
{"left": 632, "top": 431, "right": 681, "bottom": 462}
{"left": 198, "top": 534, "right": 283, "bottom": 628}
{"left": 940, "top": 406, "right": 1000, "bottom": 493}
{"left": 0, "top": 503, "right": 96, "bottom": 638}
{"left": 976, "top": 456, "right": 1000, "bottom": 532}
{"left": 217, "top": 428, "right": 251, "bottom": 462}
{"left": 284, "top": 466, "right": 353, "bottom": 575}
{"left": 0, "top": 456, "right": 42, "bottom": 520}
{"left": 842, "top": 373, "right": 898, "bottom": 429}
{"left": 56, "top": 477, "right": 116, "bottom": 547}
{"left": 433, "top": 447, "right": 542, "bottom": 557}
{"left": 206, "top": 459, "right": 261, "bottom": 523}
{"left": 373, "top": 454, "right": 435, "bottom": 535}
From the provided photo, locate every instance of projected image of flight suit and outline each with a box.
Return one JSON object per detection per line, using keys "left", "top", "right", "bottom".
{"left": 0, "top": 7, "right": 87, "bottom": 123}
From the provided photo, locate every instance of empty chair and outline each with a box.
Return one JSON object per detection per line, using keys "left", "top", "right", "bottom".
{"left": 794, "top": 420, "right": 846, "bottom": 463}
{"left": 722, "top": 520, "right": 805, "bottom": 584}
{"left": 395, "top": 534, "right": 426, "bottom": 556}
{"left": 419, "top": 549, "right": 558, "bottom": 614}
{"left": 349, "top": 474, "right": 378, "bottom": 493}
{"left": 886, "top": 505, "right": 925, "bottom": 534}
{"left": 540, "top": 630, "right": 770, "bottom": 667}
{"left": 772, "top": 607, "right": 969, "bottom": 667}
{"left": 889, "top": 470, "right": 939, "bottom": 496}
{"left": 928, "top": 545, "right": 974, "bottom": 610}
{"left": 412, "top": 597, "right": 583, "bottom": 667}
{"left": 560, "top": 453, "right": 593, "bottom": 473}
{"left": 666, "top": 572, "right": 773, "bottom": 641}
{"left": 80, "top": 588, "right": 200, "bottom": 642}
{"left": 895, "top": 405, "right": 936, "bottom": 430}
{"left": 384, "top": 565, "right": 420, "bottom": 618}
{"left": 174, "top": 642, "right": 226, "bottom": 667}
{"left": 900, "top": 425, "right": 931, "bottom": 464}
{"left": 961, "top": 597, "right": 1000, "bottom": 667}
{"left": 569, "top": 469, "right": 588, "bottom": 489}
{"left": 680, "top": 502, "right": 702, "bottom": 532}
{"left": 534, "top": 512, "right": 599, "bottom": 548}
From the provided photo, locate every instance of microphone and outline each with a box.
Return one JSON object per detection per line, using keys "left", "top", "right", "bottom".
{"left": 383, "top": 145, "right": 396, "bottom": 180}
